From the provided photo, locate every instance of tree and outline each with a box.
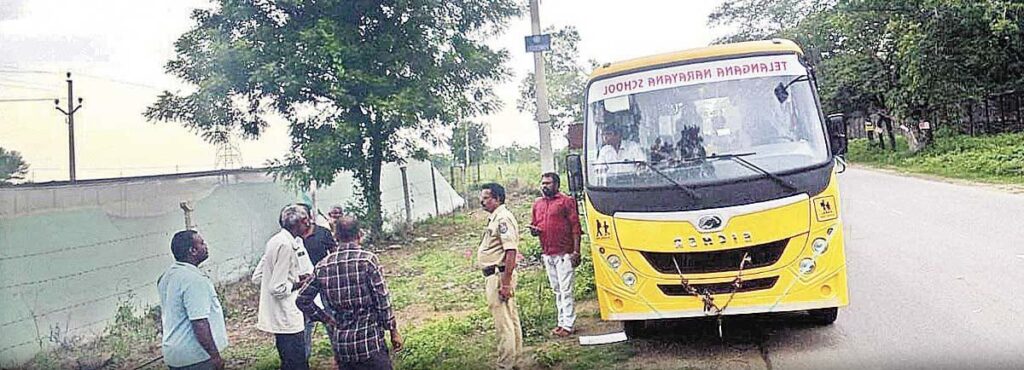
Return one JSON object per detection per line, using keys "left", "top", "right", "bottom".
{"left": 708, "top": 0, "right": 831, "bottom": 46}
{"left": 484, "top": 144, "right": 539, "bottom": 164}
{"left": 710, "top": 0, "right": 1024, "bottom": 152}
{"left": 448, "top": 121, "right": 488, "bottom": 167}
{"left": 146, "top": 0, "right": 520, "bottom": 237}
{"left": 0, "top": 147, "right": 29, "bottom": 185}
{"left": 517, "top": 25, "right": 589, "bottom": 131}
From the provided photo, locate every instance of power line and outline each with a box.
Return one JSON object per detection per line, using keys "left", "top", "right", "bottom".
{"left": 0, "top": 80, "right": 58, "bottom": 92}
{"left": 0, "top": 98, "right": 57, "bottom": 103}
{"left": 75, "top": 72, "right": 167, "bottom": 91}
{"left": 0, "top": 68, "right": 168, "bottom": 91}
{"left": 0, "top": 69, "right": 57, "bottom": 75}
{"left": 0, "top": 84, "right": 54, "bottom": 93}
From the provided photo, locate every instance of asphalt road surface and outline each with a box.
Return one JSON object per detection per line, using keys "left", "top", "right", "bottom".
{"left": 628, "top": 168, "right": 1024, "bottom": 370}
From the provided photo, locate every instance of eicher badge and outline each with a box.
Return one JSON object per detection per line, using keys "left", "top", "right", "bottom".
{"left": 498, "top": 222, "right": 509, "bottom": 234}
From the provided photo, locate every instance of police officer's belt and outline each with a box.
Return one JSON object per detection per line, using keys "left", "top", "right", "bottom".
{"left": 482, "top": 265, "right": 506, "bottom": 277}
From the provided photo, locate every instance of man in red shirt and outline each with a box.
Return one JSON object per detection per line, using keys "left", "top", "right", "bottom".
{"left": 528, "top": 172, "right": 582, "bottom": 337}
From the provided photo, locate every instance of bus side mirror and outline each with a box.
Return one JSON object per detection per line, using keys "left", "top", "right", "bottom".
{"left": 565, "top": 154, "right": 584, "bottom": 194}
{"left": 827, "top": 113, "right": 848, "bottom": 156}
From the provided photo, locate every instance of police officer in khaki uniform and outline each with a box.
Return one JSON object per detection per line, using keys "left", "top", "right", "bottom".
{"left": 477, "top": 183, "right": 523, "bottom": 370}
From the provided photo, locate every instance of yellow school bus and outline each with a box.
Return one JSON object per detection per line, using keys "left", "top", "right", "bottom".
{"left": 564, "top": 39, "right": 849, "bottom": 335}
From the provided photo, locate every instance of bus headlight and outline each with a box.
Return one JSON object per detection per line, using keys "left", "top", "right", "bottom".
{"left": 607, "top": 255, "right": 621, "bottom": 270}
{"left": 811, "top": 238, "right": 828, "bottom": 255}
{"left": 622, "top": 272, "right": 637, "bottom": 287}
{"left": 799, "top": 258, "right": 816, "bottom": 275}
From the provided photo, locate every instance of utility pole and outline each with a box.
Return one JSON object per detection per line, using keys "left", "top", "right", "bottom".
{"left": 464, "top": 121, "right": 470, "bottom": 188}
{"left": 529, "top": 0, "right": 555, "bottom": 173}
{"left": 54, "top": 72, "right": 82, "bottom": 183}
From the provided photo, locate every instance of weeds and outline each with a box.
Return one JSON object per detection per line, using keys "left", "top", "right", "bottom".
{"left": 847, "top": 133, "right": 1024, "bottom": 184}
{"left": 24, "top": 293, "right": 161, "bottom": 369}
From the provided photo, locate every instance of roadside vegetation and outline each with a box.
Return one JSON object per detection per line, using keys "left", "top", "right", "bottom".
{"left": 847, "top": 133, "right": 1024, "bottom": 185}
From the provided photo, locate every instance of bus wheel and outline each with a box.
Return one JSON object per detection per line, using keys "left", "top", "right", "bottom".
{"left": 807, "top": 307, "right": 838, "bottom": 325}
{"left": 623, "top": 320, "right": 648, "bottom": 338}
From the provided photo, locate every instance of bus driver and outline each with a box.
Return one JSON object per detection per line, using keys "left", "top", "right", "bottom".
{"left": 595, "top": 125, "right": 645, "bottom": 174}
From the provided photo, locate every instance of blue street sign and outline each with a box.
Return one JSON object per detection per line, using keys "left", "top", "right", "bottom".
{"left": 525, "top": 34, "right": 551, "bottom": 53}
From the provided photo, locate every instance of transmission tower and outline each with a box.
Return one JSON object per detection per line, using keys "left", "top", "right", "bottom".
{"left": 214, "top": 140, "right": 243, "bottom": 170}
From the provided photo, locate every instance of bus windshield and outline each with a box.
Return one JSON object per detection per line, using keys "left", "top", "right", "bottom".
{"left": 585, "top": 54, "right": 830, "bottom": 189}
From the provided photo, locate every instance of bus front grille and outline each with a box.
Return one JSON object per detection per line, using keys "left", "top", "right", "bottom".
{"left": 658, "top": 276, "right": 779, "bottom": 296}
{"left": 641, "top": 239, "right": 788, "bottom": 274}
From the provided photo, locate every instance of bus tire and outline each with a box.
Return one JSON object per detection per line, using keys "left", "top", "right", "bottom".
{"left": 623, "top": 320, "right": 648, "bottom": 338}
{"left": 807, "top": 307, "right": 838, "bottom": 325}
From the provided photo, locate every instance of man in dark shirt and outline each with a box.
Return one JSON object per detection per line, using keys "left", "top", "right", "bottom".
{"left": 528, "top": 172, "right": 582, "bottom": 337}
{"left": 295, "top": 203, "right": 339, "bottom": 358}
{"left": 297, "top": 216, "right": 403, "bottom": 369}
{"left": 298, "top": 203, "right": 338, "bottom": 265}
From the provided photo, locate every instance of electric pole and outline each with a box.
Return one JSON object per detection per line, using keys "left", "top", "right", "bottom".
{"left": 529, "top": 0, "right": 555, "bottom": 173}
{"left": 54, "top": 72, "right": 82, "bottom": 183}
{"left": 464, "top": 121, "right": 470, "bottom": 188}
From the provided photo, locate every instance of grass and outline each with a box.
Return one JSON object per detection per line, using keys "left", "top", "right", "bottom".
{"left": 23, "top": 294, "right": 163, "bottom": 369}
{"left": 381, "top": 175, "right": 622, "bottom": 370}
{"left": 846, "top": 133, "right": 1024, "bottom": 184}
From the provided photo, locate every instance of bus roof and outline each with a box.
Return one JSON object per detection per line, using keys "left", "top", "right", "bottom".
{"left": 590, "top": 39, "right": 804, "bottom": 80}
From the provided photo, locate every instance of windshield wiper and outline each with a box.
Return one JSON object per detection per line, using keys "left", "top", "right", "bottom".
{"left": 601, "top": 160, "right": 701, "bottom": 200}
{"left": 704, "top": 152, "right": 799, "bottom": 192}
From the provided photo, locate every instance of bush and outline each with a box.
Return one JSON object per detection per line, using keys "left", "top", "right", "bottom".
{"left": 846, "top": 133, "right": 1024, "bottom": 183}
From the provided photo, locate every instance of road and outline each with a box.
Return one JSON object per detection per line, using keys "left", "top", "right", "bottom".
{"left": 625, "top": 168, "right": 1024, "bottom": 369}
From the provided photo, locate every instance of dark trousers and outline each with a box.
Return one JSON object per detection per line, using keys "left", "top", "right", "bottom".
{"left": 275, "top": 332, "right": 310, "bottom": 370}
{"left": 336, "top": 349, "right": 393, "bottom": 370}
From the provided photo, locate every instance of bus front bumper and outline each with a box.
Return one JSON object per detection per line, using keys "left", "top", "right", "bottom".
{"left": 597, "top": 263, "right": 849, "bottom": 321}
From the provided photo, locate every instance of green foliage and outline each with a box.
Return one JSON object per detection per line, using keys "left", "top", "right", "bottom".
{"left": 517, "top": 26, "right": 589, "bottom": 130}
{"left": 146, "top": 0, "right": 522, "bottom": 237}
{"left": 848, "top": 134, "right": 1024, "bottom": 183}
{"left": 0, "top": 147, "right": 29, "bottom": 185}
{"left": 25, "top": 294, "right": 162, "bottom": 369}
{"left": 483, "top": 144, "right": 541, "bottom": 164}
{"left": 532, "top": 342, "right": 635, "bottom": 369}
{"left": 224, "top": 342, "right": 281, "bottom": 370}
{"left": 710, "top": 0, "right": 1024, "bottom": 138}
{"left": 99, "top": 297, "right": 158, "bottom": 357}
{"left": 394, "top": 311, "right": 494, "bottom": 370}
{"left": 448, "top": 121, "right": 489, "bottom": 166}
{"left": 533, "top": 341, "right": 571, "bottom": 367}
{"left": 708, "top": 0, "right": 828, "bottom": 45}
{"left": 566, "top": 343, "right": 636, "bottom": 370}
{"left": 518, "top": 234, "right": 543, "bottom": 261}
{"left": 573, "top": 242, "right": 597, "bottom": 300}
{"left": 515, "top": 266, "right": 559, "bottom": 342}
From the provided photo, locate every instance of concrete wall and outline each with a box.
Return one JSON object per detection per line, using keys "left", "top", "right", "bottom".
{"left": 0, "top": 160, "right": 463, "bottom": 366}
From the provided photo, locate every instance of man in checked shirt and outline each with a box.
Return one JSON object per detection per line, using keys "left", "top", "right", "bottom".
{"left": 297, "top": 216, "right": 403, "bottom": 369}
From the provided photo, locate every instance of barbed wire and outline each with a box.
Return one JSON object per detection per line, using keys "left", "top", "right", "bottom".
{"left": 0, "top": 252, "right": 167, "bottom": 290}
{"left": 0, "top": 169, "right": 463, "bottom": 361}
{"left": 0, "top": 338, "right": 37, "bottom": 356}
{"left": 0, "top": 231, "right": 169, "bottom": 262}
{"left": 0, "top": 253, "right": 252, "bottom": 336}
{"left": 0, "top": 280, "right": 159, "bottom": 356}
{"left": 0, "top": 278, "right": 157, "bottom": 331}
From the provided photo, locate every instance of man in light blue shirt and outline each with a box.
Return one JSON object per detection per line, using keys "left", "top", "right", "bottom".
{"left": 158, "top": 230, "right": 229, "bottom": 369}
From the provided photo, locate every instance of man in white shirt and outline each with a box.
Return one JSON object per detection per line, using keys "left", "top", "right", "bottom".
{"left": 596, "top": 126, "right": 646, "bottom": 174}
{"left": 253, "top": 204, "right": 315, "bottom": 370}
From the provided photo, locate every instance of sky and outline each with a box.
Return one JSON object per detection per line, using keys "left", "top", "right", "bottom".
{"left": 0, "top": 0, "right": 731, "bottom": 182}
